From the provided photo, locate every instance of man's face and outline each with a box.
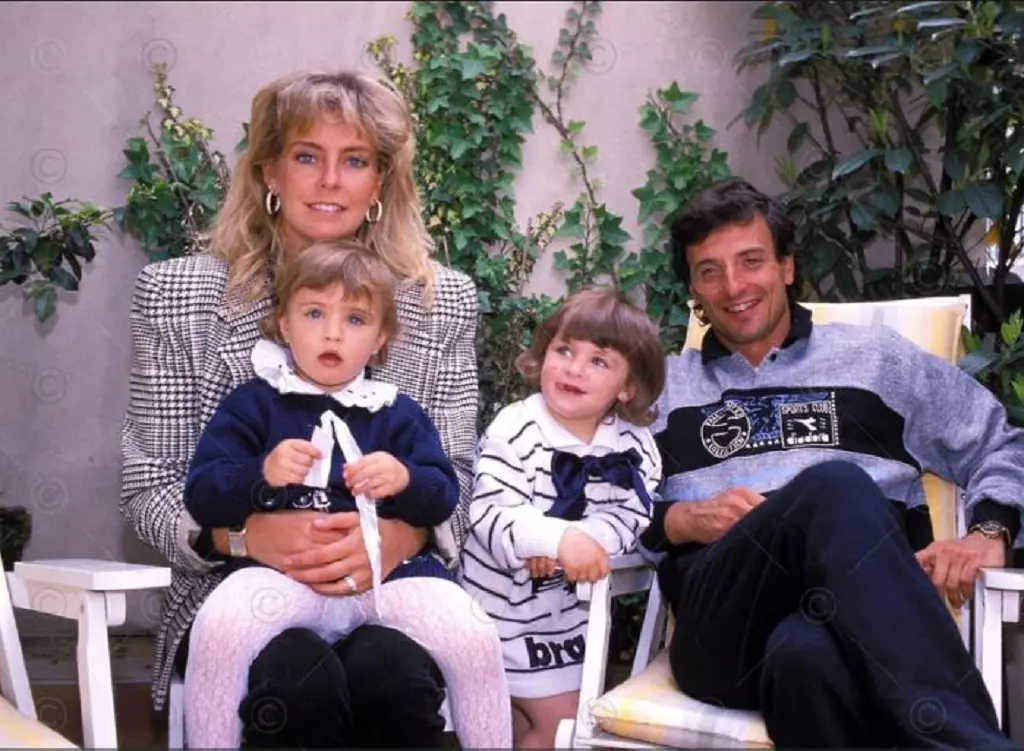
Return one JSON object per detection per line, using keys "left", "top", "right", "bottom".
{"left": 687, "top": 214, "right": 795, "bottom": 363}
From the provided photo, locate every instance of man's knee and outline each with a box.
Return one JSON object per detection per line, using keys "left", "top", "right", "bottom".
{"left": 780, "top": 460, "right": 888, "bottom": 519}
{"left": 242, "top": 628, "right": 350, "bottom": 741}
{"left": 762, "top": 613, "right": 845, "bottom": 689}
{"left": 337, "top": 624, "right": 445, "bottom": 705}
{"left": 794, "top": 460, "right": 878, "bottom": 495}
{"left": 248, "top": 627, "right": 344, "bottom": 694}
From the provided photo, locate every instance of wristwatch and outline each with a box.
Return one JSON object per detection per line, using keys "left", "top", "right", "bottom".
{"left": 968, "top": 520, "right": 1011, "bottom": 549}
{"left": 227, "top": 525, "right": 248, "bottom": 558}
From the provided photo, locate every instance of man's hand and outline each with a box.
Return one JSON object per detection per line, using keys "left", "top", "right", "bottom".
{"left": 916, "top": 533, "right": 1006, "bottom": 608}
{"left": 343, "top": 452, "right": 410, "bottom": 499}
{"left": 557, "top": 527, "right": 610, "bottom": 583}
{"left": 666, "top": 488, "right": 764, "bottom": 545}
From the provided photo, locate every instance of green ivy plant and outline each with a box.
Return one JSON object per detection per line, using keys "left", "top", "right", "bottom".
{"left": 534, "top": 1, "right": 631, "bottom": 291}
{"left": 621, "top": 85, "right": 732, "bottom": 353}
{"left": 368, "top": 1, "right": 562, "bottom": 425}
{"left": 514, "top": 3, "right": 733, "bottom": 355}
{"left": 114, "top": 62, "right": 234, "bottom": 262}
{"left": 0, "top": 192, "right": 111, "bottom": 323}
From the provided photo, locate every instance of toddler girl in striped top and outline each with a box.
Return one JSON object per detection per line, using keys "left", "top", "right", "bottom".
{"left": 460, "top": 287, "right": 666, "bottom": 748}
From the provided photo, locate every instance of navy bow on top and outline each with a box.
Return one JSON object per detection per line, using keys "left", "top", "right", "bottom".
{"left": 546, "top": 448, "right": 652, "bottom": 521}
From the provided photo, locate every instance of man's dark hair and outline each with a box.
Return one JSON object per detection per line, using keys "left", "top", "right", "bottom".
{"left": 669, "top": 178, "right": 800, "bottom": 304}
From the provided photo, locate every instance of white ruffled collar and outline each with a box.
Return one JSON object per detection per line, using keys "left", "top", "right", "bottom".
{"left": 251, "top": 338, "right": 398, "bottom": 413}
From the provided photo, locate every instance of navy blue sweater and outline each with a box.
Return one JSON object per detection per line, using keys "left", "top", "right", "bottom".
{"left": 184, "top": 378, "right": 459, "bottom": 579}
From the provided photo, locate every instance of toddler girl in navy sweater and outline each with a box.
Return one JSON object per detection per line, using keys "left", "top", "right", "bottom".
{"left": 182, "top": 241, "right": 510, "bottom": 748}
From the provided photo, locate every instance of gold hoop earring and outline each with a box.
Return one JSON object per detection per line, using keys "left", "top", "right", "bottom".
{"left": 265, "top": 191, "right": 281, "bottom": 216}
{"left": 365, "top": 199, "right": 383, "bottom": 224}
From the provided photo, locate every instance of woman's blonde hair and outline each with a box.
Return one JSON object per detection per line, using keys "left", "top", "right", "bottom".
{"left": 207, "top": 70, "right": 435, "bottom": 305}
{"left": 516, "top": 287, "right": 666, "bottom": 426}
{"left": 261, "top": 240, "right": 400, "bottom": 366}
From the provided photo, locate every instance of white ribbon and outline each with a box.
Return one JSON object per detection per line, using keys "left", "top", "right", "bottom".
{"left": 303, "top": 410, "right": 383, "bottom": 617}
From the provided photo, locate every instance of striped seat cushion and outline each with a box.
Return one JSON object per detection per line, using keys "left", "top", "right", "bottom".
{"left": 588, "top": 649, "right": 771, "bottom": 747}
{"left": 0, "top": 696, "right": 78, "bottom": 749}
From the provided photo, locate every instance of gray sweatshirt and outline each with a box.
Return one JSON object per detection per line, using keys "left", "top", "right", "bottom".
{"left": 640, "top": 304, "right": 1024, "bottom": 556}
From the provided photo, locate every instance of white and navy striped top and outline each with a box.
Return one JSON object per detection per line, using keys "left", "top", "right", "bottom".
{"left": 461, "top": 393, "right": 662, "bottom": 622}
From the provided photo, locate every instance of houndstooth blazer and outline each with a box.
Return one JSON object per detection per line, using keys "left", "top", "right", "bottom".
{"left": 119, "top": 252, "right": 479, "bottom": 711}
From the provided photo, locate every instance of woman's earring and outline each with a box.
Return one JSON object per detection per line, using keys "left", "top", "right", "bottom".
{"left": 265, "top": 190, "right": 281, "bottom": 217}
{"left": 365, "top": 199, "right": 383, "bottom": 224}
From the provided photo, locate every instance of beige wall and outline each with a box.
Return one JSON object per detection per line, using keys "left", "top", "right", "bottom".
{"left": 0, "top": 0, "right": 783, "bottom": 629}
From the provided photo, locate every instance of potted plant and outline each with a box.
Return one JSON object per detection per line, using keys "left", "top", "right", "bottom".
{"left": 1, "top": 192, "right": 110, "bottom": 568}
{"left": 0, "top": 506, "right": 32, "bottom": 572}
{"left": 1, "top": 191, "right": 111, "bottom": 323}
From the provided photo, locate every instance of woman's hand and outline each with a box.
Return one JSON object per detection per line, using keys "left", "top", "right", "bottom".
{"left": 242, "top": 510, "right": 345, "bottom": 572}
{"left": 280, "top": 513, "right": 430, "bottom": 596}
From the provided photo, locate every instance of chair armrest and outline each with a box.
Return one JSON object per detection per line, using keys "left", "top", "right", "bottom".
{"left": 979, "top": 567, "right": 1024, "bottom": 593}
{"left": 13, "top": 559, "right": 170, "bottom": 592}
{"left": 577, "top": 553, "right": 656, "bottom": 602}
{"left": 9, "top": 559, "right": 170, "bottom": 624}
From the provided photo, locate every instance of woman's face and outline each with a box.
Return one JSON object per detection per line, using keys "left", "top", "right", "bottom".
{"left": 261, "top": 117, "right": 384, "bottom": 258}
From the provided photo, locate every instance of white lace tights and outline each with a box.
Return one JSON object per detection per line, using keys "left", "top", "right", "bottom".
{"left": 184, "top": 567, "right": 512, "bottom": 748}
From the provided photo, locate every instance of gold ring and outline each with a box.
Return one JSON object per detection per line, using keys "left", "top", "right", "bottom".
{"left": 342, "top": 575, "right": 358, "bottom": 593}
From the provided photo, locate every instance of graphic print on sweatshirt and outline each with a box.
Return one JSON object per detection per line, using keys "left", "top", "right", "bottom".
{"left": 660, "top": 385, "right": 918, "bottom": 477}
{"left": 699, "top": 390, "right": 839, "bottom": 458}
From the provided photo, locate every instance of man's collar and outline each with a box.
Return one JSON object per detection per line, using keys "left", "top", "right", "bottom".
{"left": 700, "top": 302, "right": 813, "bottom": 364}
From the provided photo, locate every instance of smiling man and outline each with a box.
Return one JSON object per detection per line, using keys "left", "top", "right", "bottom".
{"left": 640, "top": 178, "right": 1024, "bottom": 748}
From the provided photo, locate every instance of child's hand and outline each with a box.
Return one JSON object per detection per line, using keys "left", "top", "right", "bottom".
{"left": 557, "top": 527, "right": 610, "bottom": 583}
{"left": 263, "top": 439, "right": 323, "bottom": 487}
{"left": 527, "top": 557, "right": 560, "bottom": 579}
{"left": 343, "top": 452, "right": 410, "bottom": 499}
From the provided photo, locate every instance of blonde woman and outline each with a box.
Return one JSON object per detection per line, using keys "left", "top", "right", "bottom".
{"left": 121, "top": 70, "right": 481, "bottom": 747}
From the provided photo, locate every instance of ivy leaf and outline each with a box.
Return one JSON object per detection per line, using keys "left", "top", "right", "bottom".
{"left": 832, "top": 149, "right": 885, "bottom": 179}
{"left": 33, "top": 286, "right": 57, "bottom": 324}
{"left": 850, "top": 202, "right": 879, "bottom": 230}
{"left": 884, "top": 148, "right": 913, "bottom": 174}
{"left": 867, "top": 187, "right": 899, "bottom": 218}
{"left": 667, "top": 306, "right": 690, "bottom": 327}
{"left": 776, "top": 80, "right": 796, "bottom": 108}
{"left": 50, "top": 266, "right": 79, "bottom": 291}
{"left": 936, "top": 188, "right": 966, "bottom": 217}
{"left": 1012, "top": 376, "right": 1024, "bottom": 408}
{"left": 777, "top": 49, "right": 815, "bottom": 67}
{"left": 787, "top": 122, "right": 809, "bottom": 153}
{"left": 1001, "top": 310, "right": 1023, "bottom": 348}
{"left": 959, "top": 351, "right": 996, "bottom": 376}
{"left": 943, "top": 149, "right": 967, "bottom": 182}
{"left": 460, "top": 57, "right": 489, "bottom": 81}
{"left": 963, "top": 181, "right": 1003, "bottom": 219}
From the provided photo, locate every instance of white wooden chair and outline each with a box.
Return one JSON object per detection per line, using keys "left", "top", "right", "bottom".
{"left": 975, "top": 557, "right": 1024, "bottom": 730}
{"left": 1, "top": 553, "right": 169, "bottom": 749}
{"left": 556, "top": 295, "right": 1018, "bottom": 748}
